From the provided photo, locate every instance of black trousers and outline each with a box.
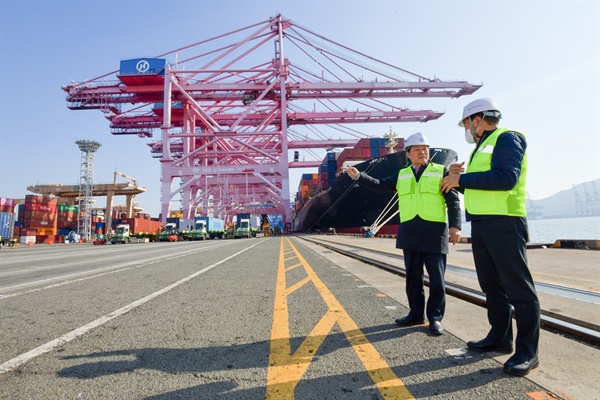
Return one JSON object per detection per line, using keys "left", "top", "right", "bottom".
{"left": 403, "top": 250, "right": 446, "bottom": 322}
{"left": 471, "top": 217, "right": 540, "bottom": 358}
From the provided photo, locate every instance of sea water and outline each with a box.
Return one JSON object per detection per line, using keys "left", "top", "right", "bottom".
{"left": 459, "top": 216, "right": 600, "bottom": 243}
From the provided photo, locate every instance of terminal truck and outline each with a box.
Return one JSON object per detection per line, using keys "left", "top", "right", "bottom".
{"left": 159, "top": 218, "right": 193, "bottom": 242}
{"left": 190, "top": 216, "right": 225, "bottom": 240}
{"left": 234, "top": 213, "right": 260, "bottom": 239}
{"left": 186, "top": 218, "right": 208, "bottom": 241}
{"left": 110, "top": 217, "right": 163, "bottom": 244}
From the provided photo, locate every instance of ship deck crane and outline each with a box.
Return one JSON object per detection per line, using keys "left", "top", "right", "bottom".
{"left": 62, "top": 14, "right": 481, "bottom": 228}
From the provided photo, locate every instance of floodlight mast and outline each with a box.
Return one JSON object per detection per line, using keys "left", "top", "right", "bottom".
{"left": 75, "top": 140, "right": 101, "bottom": 242}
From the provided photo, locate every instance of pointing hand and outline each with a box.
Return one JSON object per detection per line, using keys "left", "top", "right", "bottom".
{"left": 343, "top": 167, "right": 360, "bottom": 180}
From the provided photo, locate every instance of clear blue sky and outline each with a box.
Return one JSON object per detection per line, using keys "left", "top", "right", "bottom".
{"left": 1, "top": 1, "right": 598, "bottom": 217}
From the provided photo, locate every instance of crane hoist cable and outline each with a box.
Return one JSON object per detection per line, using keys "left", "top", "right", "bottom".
{"left": 365, "top": 149, "right": 456, "bottom": 238}
{"left": 365, "top": 194, "right": 398, "bottom": 238}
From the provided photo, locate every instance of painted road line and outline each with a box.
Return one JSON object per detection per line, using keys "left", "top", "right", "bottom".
{"left": 266, "top": 237, "right": 414, "bottom": 400}
{"left": 0, "top": 240, "right": 266, "bottom": 374}
{"left": 0, "top": 242, "right": 234, "bottom": 298}
{"left": 0, "top": 244, "right": 234, "bottom": 294}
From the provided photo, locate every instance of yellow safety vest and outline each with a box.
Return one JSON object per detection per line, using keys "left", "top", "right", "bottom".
{"left": 465, "top": 128, "right": 527, "bottom": 216}
{"left": 396, "top": 163, "right": 446, "bottom": 223}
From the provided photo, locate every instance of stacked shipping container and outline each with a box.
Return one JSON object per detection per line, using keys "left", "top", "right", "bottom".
{"left": 17, "top": 196, "right": 104, "bottom": 243}
{"left": 22, "top": 195, "right": 58, "bottom": 243}
{"left": 57, "top": 205, "right": 78, "bottom": 232}
{"left": 293, "top": 136, "right": 405, "bottom": 219}
{"left": 0, "top": 198, "right": 18, "bottom": 245}
{"left": 318, "top": 152, "right": 338, "bottom": 192}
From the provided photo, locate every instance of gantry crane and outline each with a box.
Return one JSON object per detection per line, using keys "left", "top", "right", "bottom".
{"left": 62, "top": 14, "right": 481, "bottom": 227}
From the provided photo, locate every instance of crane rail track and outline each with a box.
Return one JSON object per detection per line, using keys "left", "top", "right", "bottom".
{"left": 299, "top": 235, "right": 600, "bottom": 345}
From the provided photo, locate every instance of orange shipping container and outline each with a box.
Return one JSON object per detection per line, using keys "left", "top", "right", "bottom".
{"left": 32, "top": 227, "right": 58, "bottom": 236}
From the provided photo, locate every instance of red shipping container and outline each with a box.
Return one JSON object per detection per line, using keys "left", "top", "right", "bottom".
{"left": 23, "top": 210, "right": 58, "bottom": 220}
{"left": 0, "top": 205, "right": 15, "bottom": 213}
{"left": 28, "top": 195, "right": 57, "bottom": 206}
{"left": 58, "top": 221, "right": 78, "bottom": 230}
{"left": 36, "top": 235, "right": 58, "bottom": 244}
{"left": 24, "top": 203, "right": 58, "bottom": 212}
{"left": 356, "top": 138, "right": 371, "bottom": 148}
{"left": 22, "top": 218, "right": 58, "bottom": 229}
{"left": 26, "top": 195, "right": 56, "bottom": 205}
{"left": 118, "top": 217, "right": 162, "bottom": 235}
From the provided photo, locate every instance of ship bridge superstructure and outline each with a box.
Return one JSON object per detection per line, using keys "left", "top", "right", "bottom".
{"left": 62, "top": 14, "right": 481, "bottom": 226}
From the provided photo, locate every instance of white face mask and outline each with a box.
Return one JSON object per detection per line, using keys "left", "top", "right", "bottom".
{"left": 464, "top": 128, "right": 475, "bottom": 144}
{"left": 464, "top": 116, "right": 481, "bottom": 144}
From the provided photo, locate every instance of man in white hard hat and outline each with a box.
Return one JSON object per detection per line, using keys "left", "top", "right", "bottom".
{"left": 441, "top": 98, "right": 540, "bottom": 376}
{"left": 346, "top": 132, "right": 461, "bottom": 336}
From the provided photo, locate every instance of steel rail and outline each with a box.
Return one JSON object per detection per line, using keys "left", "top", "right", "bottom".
{"left": 298, "top": 236, "right": 600, "bottom": 345}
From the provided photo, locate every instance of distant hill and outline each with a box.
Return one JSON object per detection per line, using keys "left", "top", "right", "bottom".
{"left": 528, "top": 179, "right": 600, "bottom": 219}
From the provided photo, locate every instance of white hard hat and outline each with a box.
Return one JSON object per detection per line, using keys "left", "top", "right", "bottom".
{"left": 458, "top": 98, "right": 502, "bottom": 127}
{"left": 404, "top": 132, "right": 429, "bottom": 149}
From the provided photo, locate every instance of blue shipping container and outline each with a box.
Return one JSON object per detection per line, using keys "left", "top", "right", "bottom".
{"left": 236, "top": 213, "right": 256, "bottom": 228}
{"left": 371, "top": 146, "right": 380, "bottom": 158}
{"left": 0, "top": 212, "right": 15, "bottom": 239}
{"left": 195, "top": 217, "right": 225, "bottom": 232}
{"left": 119, "top": 58, "right": 166, "bottom": 76}
{"left": 166, "top": 218, "right": 194, "bottom": 231}
{"left": 269, "top": 214, "right": 284, "bottom": 229}
{"left": 370, "top": 138, "right": 386, "bottom": 147}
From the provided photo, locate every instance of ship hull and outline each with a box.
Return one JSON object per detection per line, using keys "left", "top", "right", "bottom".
{"left": 292, "top": 148, "right": 458, "bottom": 234}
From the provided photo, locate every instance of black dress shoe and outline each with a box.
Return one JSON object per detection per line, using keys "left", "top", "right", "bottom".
{"left": 395, "top": 315, "right": 425, "bottom": 326}
{"left": 467, "top": 338, "right": 513, "bottom": 353}
{"left": 429, "top": 320, "right": 443, "bottom": 335}
{"left": 503, "top": 354, "right": 539, "bottom": 376}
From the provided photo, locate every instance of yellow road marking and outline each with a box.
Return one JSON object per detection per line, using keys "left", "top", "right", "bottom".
{"left": 266, "top": 237, "right": 414, "bottom": 399}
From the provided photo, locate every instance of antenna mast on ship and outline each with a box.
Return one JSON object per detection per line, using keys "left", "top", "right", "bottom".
{"left": 384, "top": 127, "right": 398, "bottom": 154}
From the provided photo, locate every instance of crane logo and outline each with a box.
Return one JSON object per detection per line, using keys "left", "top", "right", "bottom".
{"left": 136, "top": 60, "right": 150, "bottom": 73}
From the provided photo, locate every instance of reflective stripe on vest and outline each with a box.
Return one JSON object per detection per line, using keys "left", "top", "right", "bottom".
{"left": 395, "top": 163, "right": 446, "bottom": 223}
{"left": 464, "top": 127, "right": 528, "bottom": 216}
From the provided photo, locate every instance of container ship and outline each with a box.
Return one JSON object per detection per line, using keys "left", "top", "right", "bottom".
{"left": 291, "top": 135, "right": 458, "bottom": 236}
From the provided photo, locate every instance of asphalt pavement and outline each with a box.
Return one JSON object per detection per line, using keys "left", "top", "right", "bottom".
{"left": 0, "top": 238, "right": 580, "bottom": 399}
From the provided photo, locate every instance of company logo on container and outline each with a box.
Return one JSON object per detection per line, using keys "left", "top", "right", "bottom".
{"left": 136, "top": 60, "right": 150, "bottom": 73}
